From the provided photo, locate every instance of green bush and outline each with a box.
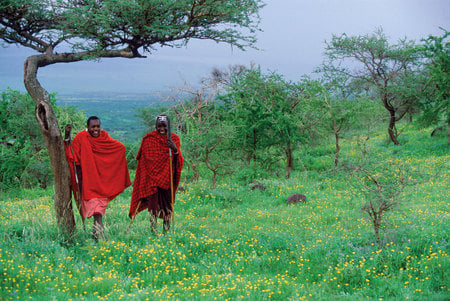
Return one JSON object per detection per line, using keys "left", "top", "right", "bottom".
{"left": 233, "top": 160, "right": 270, "bottom": 183}
{"left": 22, "top": 149, "right": 52, "bottom": 189}
{"left": 0, "top": 145, "right": 28, "bottom": 189}
{"left": 0, "top": 89, "right": 85, "bottom": 191}
{"left": 124, "top": 141, "right": 139, "bottom": 170}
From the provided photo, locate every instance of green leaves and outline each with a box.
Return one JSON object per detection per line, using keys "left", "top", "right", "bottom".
{"left": 0, "top": 0, "right": 58, "bottom": 51}
{"left": 321, "top": 28, "right": 425, "bottom": 144}
{"left": 2, "top": 0, "right": 263, "bottom": 56}
{"left": 0, "top": 89, "right": 85, "bottom": 190}
{"left": 419, "top": 29, "right": 450, "bottom": 126}
{"left": 222, "top": 68, "right": 293, "bottom": 160}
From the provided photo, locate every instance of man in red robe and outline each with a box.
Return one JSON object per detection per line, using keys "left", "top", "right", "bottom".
{"left": 129, "top": 115, "right": 183, "bottom": 234}
{"left": 64, "top": 116, "right": 131, "bottom": 239}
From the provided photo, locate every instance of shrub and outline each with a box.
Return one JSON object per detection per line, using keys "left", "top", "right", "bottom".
{"left": 0, "top": 89, "right": 85, "bottom": 191}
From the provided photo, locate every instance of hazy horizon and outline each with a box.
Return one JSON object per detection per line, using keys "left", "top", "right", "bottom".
{"left": 0, "top": 0, "right": 449, "bottom": 97}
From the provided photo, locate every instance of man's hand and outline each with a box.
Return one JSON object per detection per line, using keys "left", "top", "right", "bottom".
{"left": 64, "top": 124, "right": 72, "bottom": 140}
{"left": 167, "top": 139, "right": 178, "bottom": 154}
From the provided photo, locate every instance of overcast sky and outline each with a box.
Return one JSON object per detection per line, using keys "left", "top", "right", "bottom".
{"left": 0, "top": 0, "right": 449, "bottom": 96}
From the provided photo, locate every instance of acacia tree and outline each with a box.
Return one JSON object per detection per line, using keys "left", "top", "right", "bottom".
{"left": 0, "top": 0, "right": 263, "bottom": 234}
{"left": 420, "top": 30, "right": 449, "bottom": 143}
{"left": 321, "top": 29, "right": 423, "bottom": 145}
{"left": 221, "top": 68, "right": 303, "bottom": 178}
{"left": 321, "top": 93, "right": 358, "bottom": 166}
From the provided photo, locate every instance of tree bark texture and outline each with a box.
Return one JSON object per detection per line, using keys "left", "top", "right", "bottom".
{"left": 24, "top": 55, "right": 75, "bottom": 235}
{"left": 285, "top": 141, "right": 293, "bottom": 179}
{"left": 387, "top": 109, "right": 400, "bottom": 145}
{"left": 382, "top": 95, "right": 400, "bottom": 145}
{"left": 334, "top": 133, "right": 340, "bottom": 167}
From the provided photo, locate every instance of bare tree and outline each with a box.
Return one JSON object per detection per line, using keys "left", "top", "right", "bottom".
{"left": 169, "top": 68, "right": 238, "bottom": 187}
{"left": 347, "top": 163, "right": 407, "bottom": 247}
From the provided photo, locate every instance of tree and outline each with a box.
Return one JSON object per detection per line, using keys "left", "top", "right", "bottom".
{"left": 221, "top": 68, "right": 303, "bottom": 178}
{"left": 0, "top": 0, "right": 263, "bottom": 234}
{"left": 346, "top": 162, "right": 408, "bottom": 248}
{"left": 170, "top": 77, "right": 233, "bottom": 186}
{"left": 322, "top": 93, "right": 359, "bottom": 166}
{"left": 321, "top": 29, "right": 423, "bottom": 145}
{"left": 420, "top": 29, "right": 450, "bottom": 143}
{"left": 315, "top": 73, "right": 382, "bottom": 167}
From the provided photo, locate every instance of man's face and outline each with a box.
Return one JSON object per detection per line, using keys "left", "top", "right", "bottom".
{"left": 156, "top": 120, "right": 168, "bottom": 135}
{"left": 88, "top": 119, "right": 101, "bottom": 138}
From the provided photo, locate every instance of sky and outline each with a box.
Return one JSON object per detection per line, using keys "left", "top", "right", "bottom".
{"left": 0, "top": 0, "right": 449, "bottom": 97}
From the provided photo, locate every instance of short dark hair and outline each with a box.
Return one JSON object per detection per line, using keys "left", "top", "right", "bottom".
{"left": 87, "top": 116, "right": 100, "bottom": 127}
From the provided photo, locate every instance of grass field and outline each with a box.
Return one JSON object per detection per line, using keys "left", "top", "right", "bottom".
{"left": 0, "top": 127, "right": 448, "bottom": 300}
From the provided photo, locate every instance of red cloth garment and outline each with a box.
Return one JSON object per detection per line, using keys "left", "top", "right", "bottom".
{"left": 129, "top": 130, "right": 183, "bottom": 218}
{"left": 139, "top": 187, "right": 172, "bottom": 220}
{"left": 69, "top": 129, "right": 131, "bottom": 204}
{"left": 82, "top": 197, "right": 109, "bottom": 218}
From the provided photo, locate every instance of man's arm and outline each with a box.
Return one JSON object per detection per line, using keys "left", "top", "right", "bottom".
{"left": 64, "top": 124, "right": 72, "bottom": 143}
{"left": 64, "top": 124, "right": 83, "bottom": 195}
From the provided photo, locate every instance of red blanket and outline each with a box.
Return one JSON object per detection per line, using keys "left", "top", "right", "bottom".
{"left": 69, "top": 130, "right": 131, "bottom": 200}
{"left": 129, "top": 130, "right": 183, "bottom": 218}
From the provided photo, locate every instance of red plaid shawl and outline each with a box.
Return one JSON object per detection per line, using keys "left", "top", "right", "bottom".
{"left": 129, "top": 130, "right": 183, "bottom": 218}
{"left": 69, "top": 130, "right": 131, "bottom": 200}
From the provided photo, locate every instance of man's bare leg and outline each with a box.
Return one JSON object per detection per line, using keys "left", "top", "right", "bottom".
{"left": 93, "top": 214, "right": 104, "bottom": 240}
{"left": 149, "top": 213, "right": 157, "bottom": 235}
{"left": 163, "top": 220, "right": 170, "bottom": 234}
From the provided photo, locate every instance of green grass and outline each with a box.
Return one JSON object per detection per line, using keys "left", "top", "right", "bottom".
{"left": 0, "top": 128, "right": 448, "bottom": 300}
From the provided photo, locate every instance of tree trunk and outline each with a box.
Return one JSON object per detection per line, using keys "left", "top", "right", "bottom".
{"left": 191, "top": 162, "right": 199, "bottom": 182}
{"left": 387, "top": 108, "right": 400, "bottom": 145}
{"left": 285, "top": 141, "right": 293, "bottom": 179}
{"left": 381, "top": 94, "right": 400, "bottom": 145}
{"left": 333, "top": 121, "right": 341, "bottom": 167}
{"left": 211, "top": 171, "right": 217, "bottom": 189}
{"left": 373, "top": 215, "right": 382, "bottom": 248}
{"left": 24, "top": 55, "right": 75, "bottom": 235}
{"left": 334, "top": 133, "right": 340, "bottom": 167}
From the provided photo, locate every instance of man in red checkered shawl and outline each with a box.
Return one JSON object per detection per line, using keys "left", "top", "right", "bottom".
{"left": 129, "top": 115, "right": 183, "bottom": 234}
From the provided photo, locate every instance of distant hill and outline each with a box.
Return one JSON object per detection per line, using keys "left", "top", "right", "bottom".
{"left": 56, "top": 92, "right": 167, "bottom": 142}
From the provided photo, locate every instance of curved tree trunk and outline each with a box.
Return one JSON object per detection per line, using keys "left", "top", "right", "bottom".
{"left": 387, "top": 108, "right": 399, "bottom": 145}
{"left": 382, "top": 95, "right": 400, "bottom": 145}
{"left": 24, "top": 55, "right": 75, "bottom": 235}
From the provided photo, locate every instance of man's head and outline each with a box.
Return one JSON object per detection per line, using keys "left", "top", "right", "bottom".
{"left": 155, "top": 115, "right": 170, "bottom": 136}
{"left": 87, "top": 116, "right": 101, "bottom": 138}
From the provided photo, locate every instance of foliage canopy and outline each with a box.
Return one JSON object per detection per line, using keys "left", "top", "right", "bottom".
{"left": 321, "top": 29, "right": 424, "bottom": 145}
{"left": 0, "top": 0, "right": 263, "bottom": 59}
{"left": 419, "top": 29, "right": 450, "bottom": 128}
